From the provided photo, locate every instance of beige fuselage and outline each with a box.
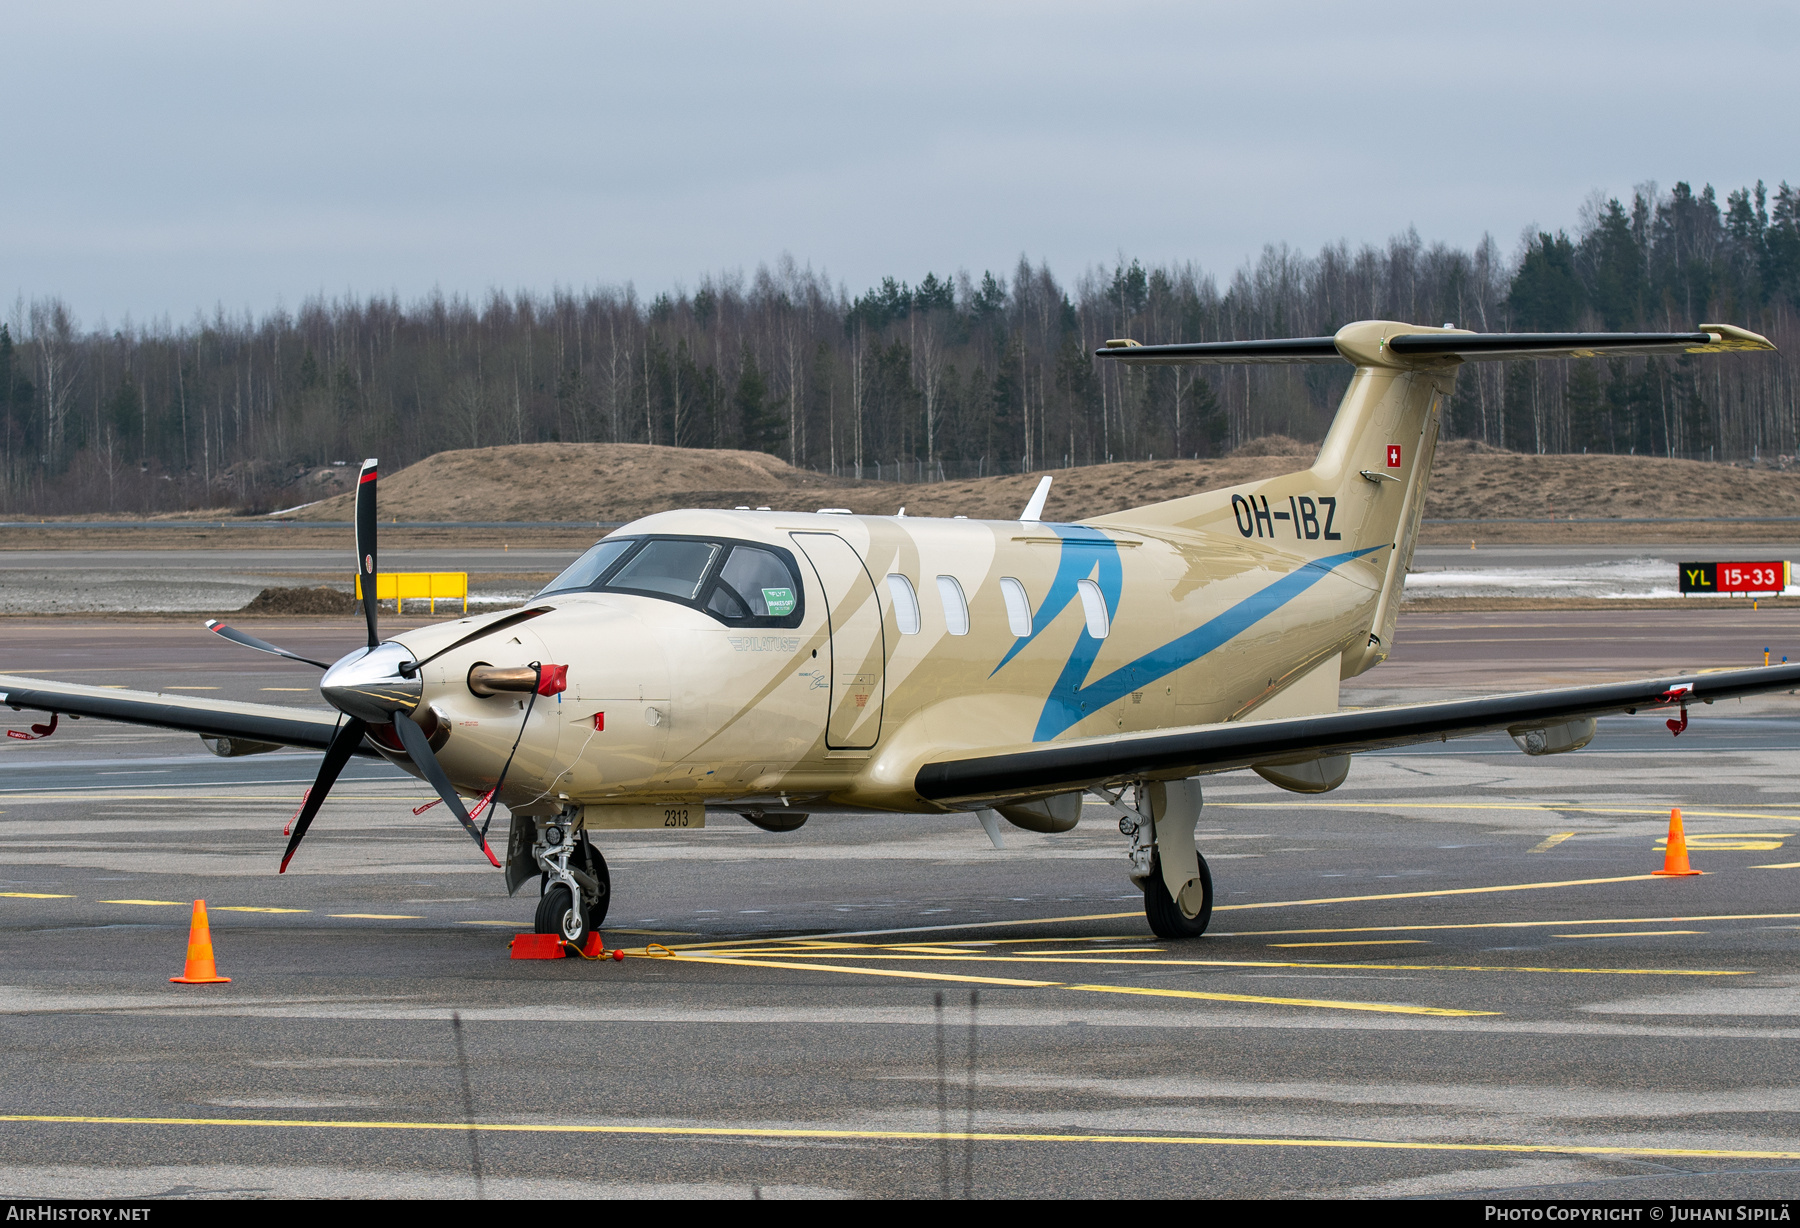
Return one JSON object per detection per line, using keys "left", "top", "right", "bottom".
{"left": 385, "top": 333, "right": 1454, "bottom": 820}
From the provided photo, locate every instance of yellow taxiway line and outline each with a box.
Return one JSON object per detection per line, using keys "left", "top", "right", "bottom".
{"left": 1217, "top": 910, "right": 1800, "bottom": 938}
{"left": 666, "top": 872, "right": 1694, "bottom": 954}
{"left": 653, "top": 952, "right": 1494, "bottom": 1016}
{"left": 674, "top": 946, "right": 1743, "bottom": 978}
{"left": 6, "top": 1113, "right": 1800, "bottom": 1162}
{"left": 1211, "top": 802, "right": 1800, "bottom": 822}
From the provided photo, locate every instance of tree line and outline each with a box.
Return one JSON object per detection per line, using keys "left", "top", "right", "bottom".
{"left": 3, "top": 176, "right": 1797, "bottom": 516}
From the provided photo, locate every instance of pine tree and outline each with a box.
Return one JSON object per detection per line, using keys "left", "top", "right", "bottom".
{"left": 733, "top": 348, "right": 778, "bottom": 454}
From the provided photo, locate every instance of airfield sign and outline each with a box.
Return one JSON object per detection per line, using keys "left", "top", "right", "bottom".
{"left": 1679, "top": 560, "right": 1789, "bottom": 595}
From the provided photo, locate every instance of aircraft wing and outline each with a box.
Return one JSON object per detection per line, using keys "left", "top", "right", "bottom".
{"left": 913, "top": 664, "right": 1800, "bottom": 806}
{"left": 0, "top": 673, "right": 370, "bottom": 756}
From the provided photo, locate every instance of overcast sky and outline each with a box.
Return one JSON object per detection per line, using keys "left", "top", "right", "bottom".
{"left": 5, "top": 1, "right": 1795, "bottom": 328}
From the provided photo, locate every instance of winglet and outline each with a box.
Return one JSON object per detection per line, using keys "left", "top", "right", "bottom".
{"left": 1020, "top": 475, "right": 1052, "bottom": 522}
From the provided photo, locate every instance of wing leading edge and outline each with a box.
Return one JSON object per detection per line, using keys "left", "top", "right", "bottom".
{"left": 913, "top": 663, "right": 1800, "bottom": 806}
{"left": 0, "top": 673, "right": 367, "bottom": 756}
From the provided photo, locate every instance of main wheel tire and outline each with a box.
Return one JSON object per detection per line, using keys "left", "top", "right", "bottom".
{"left": 535, "top": 883, "right": 589, "bottom": 948}
{"left": 581, "top": 840, "right": 611, "bottom": 931}
{"left": 1144, "top": 849, "right": 1213, "bottom": 940}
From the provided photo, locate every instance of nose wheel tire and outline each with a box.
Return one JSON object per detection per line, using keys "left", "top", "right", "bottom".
{"left": 535, "top": 884, "right": 590, "bottom": 947}
{"left": 1144, "top": 849, "right": 1213, "bottom": 940}
{"left": 583, "top": 841, "right": 611, "bottom": 931}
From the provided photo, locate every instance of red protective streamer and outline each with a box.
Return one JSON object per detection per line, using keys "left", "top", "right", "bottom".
{"left": 284, "top": 786, "right": 311, "bottom": 836}
{"left": 7, "top": 713, "right": 58, "bottom": 742}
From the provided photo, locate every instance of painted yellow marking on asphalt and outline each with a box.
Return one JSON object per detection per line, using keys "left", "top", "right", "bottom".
{"left": 1215, "top": 802, "right": 1800, "bottom": 822}
{"left": 668, "top": 913, "right": 1147, "bottom": 950}
{"left": 1662, "top": 834, "right": 1785, "bottom": 850}
{"left": 98, "top": 899, "right": 185, "bottom": 907}
{"left": 1556, "top": 931, "right": 1705, "bottom": 939}
{"left": 1528, "top": 832, "right": 1576, "bottom": 853}
{"left": 1033, "top": 948, "right": 1162, "bottom": 955}
{"left": 659, "top": 952, "right": 1486, "bottom": 1015}
{"left": 1267, "top": 940, "right": 1429, "bottom": 948}
{"left": 682, "top": 944, "right": 1738, "bottom": 978}
{"left": 212, "top": 907, "right": 309, "bottom": 914}
{"left": 12, "top": 1112, "right": 1800, "bottom": 1161}
{"left": 0, "top": 795, "right": 432, "bottom": 802}
{"left": 1220, "top": 911, "right": 1800, "bottom": 938}
{"left": 1216, "top": 874, "right": 1663, "bottom": 911}
{"left": 0, "top": 892, "right": 72, "bottom": 899}
{"left": 10, "top": 1109, "right": 1800, "bottom": 1159}
{"left": 1063, "top": 983, "right": 1494, "bottom": 1017}
{"left": 668, "top": 953, "right": 1057, "bottom": 990}
{"left": 672, "top": 876, "right": 1686, "bottom": 955}
{"left": 330, "top": 914, "right": 423, "bottom": 920}
{"left": 1755, "top": 862, "right": 1800, "bottom": 870}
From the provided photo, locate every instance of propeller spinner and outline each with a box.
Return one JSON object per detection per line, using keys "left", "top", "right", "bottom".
{"left": 206, "top": 458, "right": 501, "bottom": 872}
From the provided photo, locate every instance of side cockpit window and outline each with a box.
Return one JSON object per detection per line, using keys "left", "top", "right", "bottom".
{"left": 538, "top": 534, "right": 802, "bottom": 628}
{"left": 707, "top": 546, "right": 798, "bottom": 620}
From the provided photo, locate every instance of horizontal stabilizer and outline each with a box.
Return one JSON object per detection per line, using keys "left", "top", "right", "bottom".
{"left": 1097, "top": 323, "right": 1774, "bottom": 367}
{"left": 1096, "top": 336, "right": 1343, "bottom": 365}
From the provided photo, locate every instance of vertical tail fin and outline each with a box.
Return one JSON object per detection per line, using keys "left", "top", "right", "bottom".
{"left": 1094, "top": 321, "right": 1461, "bottom": 674}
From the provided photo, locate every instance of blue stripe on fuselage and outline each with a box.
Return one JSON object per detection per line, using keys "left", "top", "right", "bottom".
{"left": 991, "top": 524, "right": 1122, "bottom": 677}
{"left": 1017, "top": 543, "right": 1384, "bottom": 742}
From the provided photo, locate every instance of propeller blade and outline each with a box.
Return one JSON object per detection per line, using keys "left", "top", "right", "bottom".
{"left": 279, "top": 716, "right": 367, "bottom": 873}
{"left": 355, "top": 458, "right": 379, "bottom": 650}
{"left": 405, "top": 606, "right": 555, "bottom": 675}
{"left": 392, "top": 711, "right": 502, "bottom": 867}
{"left": 203, "top": 619, "right": 332, "bottom": 670}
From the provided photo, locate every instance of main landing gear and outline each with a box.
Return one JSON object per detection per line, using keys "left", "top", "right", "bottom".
{"left": 509, "top": 810, "right": 611, "bottom": 947}
{"left": 1110, "top": 778, "right": 1213, "bottom": 940}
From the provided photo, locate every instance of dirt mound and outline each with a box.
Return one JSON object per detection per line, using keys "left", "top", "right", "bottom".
{"left": 1425, "top": 450, "right": 1800, "bottom": 521}
{"left": 288, "top": 443, "right": 867, "bottom": 524}
{"left": 270, "top": 439, "right": 1800, "bottom": 527}
{"left": 238, "top": 585, "right": 359, "bottom": 615}
{"left": 1229, "top": 435, "right": 1314, "bottom": 458}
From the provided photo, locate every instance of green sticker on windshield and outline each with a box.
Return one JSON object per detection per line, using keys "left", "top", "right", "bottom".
{"left": 762, "top": 587, "right": 796, "bottom": 616}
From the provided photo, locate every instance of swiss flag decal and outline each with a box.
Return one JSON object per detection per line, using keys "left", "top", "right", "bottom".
{"left": 1386, "top": 445, "right": 1402, "bottom": 468}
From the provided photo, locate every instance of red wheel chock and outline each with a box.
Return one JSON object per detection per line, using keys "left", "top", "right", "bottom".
{"left": 509, "top": 932, "right": 607, "bottom": 960}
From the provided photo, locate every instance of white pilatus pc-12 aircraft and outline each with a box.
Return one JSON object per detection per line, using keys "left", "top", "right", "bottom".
{"left": 1, "top": 320, "right": 1785, "bottom": 947}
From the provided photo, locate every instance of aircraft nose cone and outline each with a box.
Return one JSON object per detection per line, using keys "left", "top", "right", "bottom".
{"left": 320, "top": 642, "right": 422, "bottom": 723}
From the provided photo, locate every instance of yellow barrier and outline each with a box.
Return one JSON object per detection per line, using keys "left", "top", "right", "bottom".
{"left": 354, "top": 572, "right": 468, "bottom": 613}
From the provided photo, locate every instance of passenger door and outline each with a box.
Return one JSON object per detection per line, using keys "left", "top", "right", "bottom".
{"left": 790, "top": 532, "right": 885, "bottom": 749}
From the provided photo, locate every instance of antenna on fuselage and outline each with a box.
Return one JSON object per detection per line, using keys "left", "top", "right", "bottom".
{"left": 1019, "top": 475, "right": 1052, "bottom": 522}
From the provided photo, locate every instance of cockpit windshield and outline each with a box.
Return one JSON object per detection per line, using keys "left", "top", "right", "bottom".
{"left": 608, "top": 539, "right": 719, "bottom": 600}
{"left": 537, "top": 539, "right": 634, "bottom": 596}
{"left": 535, "top": 535, "right": 804, "bottom": 628}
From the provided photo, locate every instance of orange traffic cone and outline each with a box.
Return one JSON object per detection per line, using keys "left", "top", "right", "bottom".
{"left": 170, "top": 899, "right": 231, "bottom": 983}
{"left": 1653, "top": 808, "right": 1703, "bottom": 877}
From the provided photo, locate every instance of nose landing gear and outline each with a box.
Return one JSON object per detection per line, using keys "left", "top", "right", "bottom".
{"left": 528, "top": 810, "right": 611, "bottom": 946}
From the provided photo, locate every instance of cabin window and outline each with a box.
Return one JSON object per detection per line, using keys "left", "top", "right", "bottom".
{"left": 538, "top": 538, "right": 635, "bottom": 595}
{"left": 1076, "top": 578, "right": 1110, "bottom": 639}
{"left": 609, "top": 539, "right": 720, "bottom": 600}
{"left": 887, "top": 574, "right": 921, "bottom": 635}
{"left": 936, "top": 576, "right": 969, "bottom": 636}
{"left": 999, "top": 576, "right": 1032, "bottom": 636}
